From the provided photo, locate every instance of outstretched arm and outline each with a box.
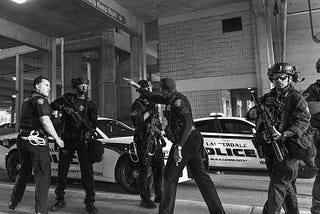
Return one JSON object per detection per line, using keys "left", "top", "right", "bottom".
{"left": 124, "top": 77, "right": 167, "bottom": 104}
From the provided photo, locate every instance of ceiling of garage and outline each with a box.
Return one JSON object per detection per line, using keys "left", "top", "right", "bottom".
{"left": 0, "top": 0, "right": 116, "bottom": 38}
{"left": 0, "top": 0, "right": 319, "bottom": 109}
{"left": 0, "top": 0, "right": 318, "bottom": 49}
{"left": 114, "top": 0, "right": 247, "bottom": 21}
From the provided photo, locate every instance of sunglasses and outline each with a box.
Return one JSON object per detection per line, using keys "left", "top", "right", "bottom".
{"left": 270, "top": 75, "right": 288, "bottom": 81}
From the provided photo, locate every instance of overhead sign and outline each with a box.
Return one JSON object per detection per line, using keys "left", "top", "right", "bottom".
{"left": 82, "top": 0, "right": 126, "bottom": 24}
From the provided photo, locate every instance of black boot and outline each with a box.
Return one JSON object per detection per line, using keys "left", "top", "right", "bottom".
{"left": 140, "top": 199, "right": 156, "bottom": 209}
{"left": 51, "top": 200, "right": 66, "bottom": 211}
{"left": 154, "top": 196, "right": 162, "bottom": 203}
{"left": 8, "top": 201, "right": 18, "bottom": 210}
{"left": 86, "top": 203, "right": 98, "bottom": 214}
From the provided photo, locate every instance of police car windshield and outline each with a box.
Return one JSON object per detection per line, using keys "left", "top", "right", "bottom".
{"left": 97, "top": 119, "right": 133, "bottom": 138}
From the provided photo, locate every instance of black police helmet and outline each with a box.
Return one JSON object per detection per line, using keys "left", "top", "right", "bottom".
{"left": 72, "top": 77, "right": 89, "bottom": 89}
{"left": 137, "top": 80, "right": 149, "bottom": 88}
{"left": 267, "top": 62, "right": 298, "bottom": 83}
{"left": 316, "top": 58, "right": 320, "bottom": 73}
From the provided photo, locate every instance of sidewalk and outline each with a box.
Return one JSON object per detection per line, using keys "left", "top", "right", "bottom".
{"left": 0, "top": 184, "right": 311, "bottom": 214}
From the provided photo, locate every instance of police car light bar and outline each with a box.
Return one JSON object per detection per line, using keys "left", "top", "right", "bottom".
{"left": 209, "top": 112, "right": 224, "bottom": 117}
{"left": 11, "top": 0, "right": 28, "bottom": 4}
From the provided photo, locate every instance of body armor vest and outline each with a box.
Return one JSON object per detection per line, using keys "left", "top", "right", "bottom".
{"left": 20, "top": 95, "right": 42, "bottom": 130}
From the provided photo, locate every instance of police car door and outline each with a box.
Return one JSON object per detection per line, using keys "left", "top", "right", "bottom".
{"left": 213, "top": 118, "right": 264, "bottom": 170}
{"left": 195, "top": 118, "right": 223, "bottom": 168}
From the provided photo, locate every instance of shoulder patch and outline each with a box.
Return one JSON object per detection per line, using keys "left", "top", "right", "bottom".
{"left": 302, "top": 93, "right": 309, "bottom": 99}
{"left": 175, "top": 99, "right": 182, "bottom": 107}
{"left": 131, "top": 110, "right": 138, "bottom": 116}
{"left": 78, "top": 105, "right": 85, "bottom": 112}
{"left": 37, "top": 98, "right": 44, "bottom": 105}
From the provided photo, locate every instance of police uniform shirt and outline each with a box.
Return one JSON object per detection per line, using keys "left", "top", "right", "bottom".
{"left": 137, "top": 88, "right": 194, "bottom": 147}
{"left": 75, "top": 99, "right": 88, "bottom": 119}
{"left": 303, "top": 79, "right": 320, "bottom": 127}
{"left": 20, "top": 92, "right": 51, "bottom": 130}
{"left": 81, "top": 98, "right": 98, "bottom": 129}
{"left": 303, "top": 79, "right": 320, "bottom": 102}
{"left": 51, "top": 93, "right": 98, "bottom": 129}
{"left": 32, "top": 93, "right": 51, "bottom": 117}
{"left": 131, "top": 97, "right": 149, "bottom": 128}
{"left": 169, "top": 92, "right": 194, "bottom": 147}
{"left": 262, "top": 85, "right": 310, "bottom": 140}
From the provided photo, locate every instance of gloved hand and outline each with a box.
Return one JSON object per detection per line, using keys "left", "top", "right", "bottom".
{"left": 62, "top": 106, "right": 73, "bottom": 115}
{"left": 173, "top": 145, "right": 182, "bottom": 166}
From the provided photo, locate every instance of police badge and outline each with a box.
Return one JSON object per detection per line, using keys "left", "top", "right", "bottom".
{"left": 78, "top": 105, "right": 85, "bottom": 112}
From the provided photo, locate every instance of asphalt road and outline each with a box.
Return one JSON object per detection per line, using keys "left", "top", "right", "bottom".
{"left": 180, "top": 170, "right": 313, "bottom": 210}
{"left": 0, "top": 169, "right": 314, "bottom": 211}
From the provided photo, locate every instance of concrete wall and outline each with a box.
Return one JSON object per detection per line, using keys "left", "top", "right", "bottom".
{"left": 158, "top": 2, "right": 256, "bottom": 118}
{"left": 286, "top": 11, "right": 320, "bottom": 91}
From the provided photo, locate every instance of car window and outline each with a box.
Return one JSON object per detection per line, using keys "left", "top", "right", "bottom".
{"left": 97, "top": 120, "right": 133, "bottom": 138}
{"left": 219, "top": 119, "right": 254, "bottom": 134}
{"left": 194, "top": 119, "right": 221, "bottom": 133}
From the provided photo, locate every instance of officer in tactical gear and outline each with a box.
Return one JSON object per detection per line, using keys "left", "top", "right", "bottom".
{"left": 50, "top": 77, "right": 98, "bottom": 214}
{"left": 8, "top": 76, "right": 64, "bottom": 214}
{"left": 303, "top": 58, "right": 320, "bottom": 214}
{"left": 131, "top": 80, "right": 164, "bottom": 209}
{"left": 125, "top": 77, "right": 225, "bottom": 214}
{"left": 247, "top": 62, "right": 314, "bottom": 214}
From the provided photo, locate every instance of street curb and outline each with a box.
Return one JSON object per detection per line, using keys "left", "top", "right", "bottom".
{"left": 0, "top": 183, "right": 312, "bottom": 214}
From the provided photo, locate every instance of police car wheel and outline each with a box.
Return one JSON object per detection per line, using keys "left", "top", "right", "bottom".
{"left": 6, "top": 151, "right": 20, "bottom": 182}
{"left": 116, "top": 156, "right": 139, "bottom": 194}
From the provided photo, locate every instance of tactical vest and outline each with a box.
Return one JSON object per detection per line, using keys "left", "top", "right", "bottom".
{"left": 20, "top": 95, "right": 43, "bottom": 130}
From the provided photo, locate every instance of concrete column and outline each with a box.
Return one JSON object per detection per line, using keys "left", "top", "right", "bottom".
{"left": 98, "top": 43, "right": 117, "bottom": 118}
{"left": 130, "top": 20, "right": 146, "bottom": 103}
{"left": 15, "top": 54, "right": 24, "bottom": 132}
{"left": 42, "top": 37, "right": 57, "bottom": 101}
{"left": 117, "top": 52, "right": 131, "bottom": 122}
{"left": 252, "top": 11, "right": 274, "bottom": 96}
{"left": 64, "top": 53, "right": 82, "bottom": 93}
{"left": 49, "top": 37, "right": 57, "bottom": 101}
{"left": 90, "top": 59, "right": 99, "bottom": 107}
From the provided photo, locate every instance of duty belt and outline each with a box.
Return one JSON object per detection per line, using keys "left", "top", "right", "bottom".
{"left": 20, "top": 130, "right": 48, "bottom": 146}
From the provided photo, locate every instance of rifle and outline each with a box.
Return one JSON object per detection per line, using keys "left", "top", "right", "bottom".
{"left": 57, "top": 96, "right": 96, "bottom": 139}
{"left": 252, "top": 95, "right": 284, "bottom": 162}
{"left": 145, "top": 108, "right": 166, "bottom": 156}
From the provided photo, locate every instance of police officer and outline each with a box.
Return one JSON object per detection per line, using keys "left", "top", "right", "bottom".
{"left": 125, "top": 77, "right": 225, "bottom": 214}
{"left": 303, "top": 58, "right": 320, "bottom": 214}
{"left": 50, "top": 77, "right": 98, "bottom": 214}
{"left": 131, "top": 80, "right": 164, "bottom": 209}
{"left": 247, "top": 63, "right": 313, "bottom": 214}
{"left": 8, "top": 76, "right": 64, "bottom": 214}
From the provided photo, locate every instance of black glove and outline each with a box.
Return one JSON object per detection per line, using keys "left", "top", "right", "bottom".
{"left": 62, "top": 106, "right": 73, "bottom": 115}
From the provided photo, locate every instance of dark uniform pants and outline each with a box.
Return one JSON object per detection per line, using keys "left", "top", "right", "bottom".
{"left": 311, "top": 143, "right": 320, "bottom": 214}
{"left": 158, "top": 130, "right": 225, "bottom": 214}
{"left": 55, "top": 134, "right": 95, "bottom": 205}
{"left": 137, "top": 142, "right": 164, "bottom": 201}
{"left": 10, "top": 136, "right": 51, "bottom": 213}
{"left": 263, "top": 156, "right": 300, "bottom": 214}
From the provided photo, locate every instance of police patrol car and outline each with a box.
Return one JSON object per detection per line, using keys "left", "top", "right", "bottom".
{"left": 195, "top": 113, "right": 315, "bottom": 178}
{"left": 0, "top": 117, "right": 189, "bottom": 194}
